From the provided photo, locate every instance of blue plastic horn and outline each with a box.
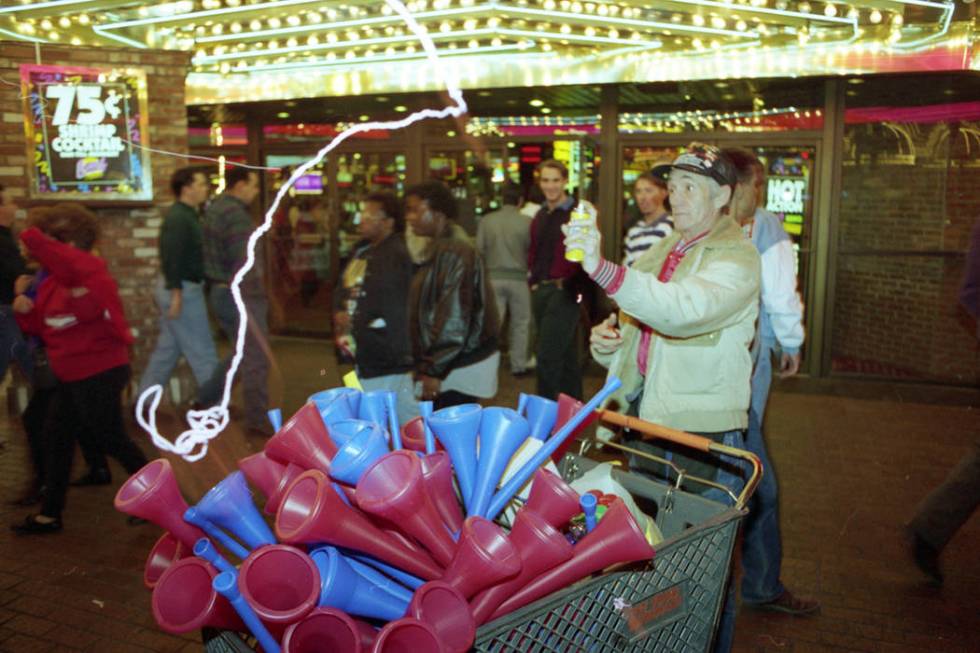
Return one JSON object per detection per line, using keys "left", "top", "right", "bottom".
{"left": 427, "top": 403, "right": 482, "bottom": 511}
{"left": 212, "top": 570, "right": 281, "bottom": 653}
{"left": 191, "top": 471, "right": 276, "bottom": 552}
{"left": 310, "top": 388, "right": 359, "bottom": 428}
{"left": 580, "top": 494, "right": 598, "bottom": 533}
{"left": 523, "top": 395, "right": 559, "bottom": 441}
{"left": 419, "top": 401, "right": 436, "bottom": 455}
{"left": 311, "top": 546, "right": 413, "bottom": 604}
{"left": 311, "top": 546, "right": 410, "bottom": 622}
{"left": 328, "top": 418, "right": 378, "bottom": 449}
{"left": 343, "top": 550, "right": 425, "bottom": 590}
{"left": 469, "top": 407, "right": 530, "bottom": 519}
{"left": 517, "top": 392, "right": 529, "bottom": 416}
{"left": 485, "top": 376, "right": 623, "bottom": 521}
{"left": 384, "top": 391, "right": 403, "bottom": 450}
{"left": 184, "top": 507, "right": 249, "bottom": 561}
{"left": 267, "top": 409, "right": 283, "bottom": 432}
{"left": 329, "top": 422, "right": 390, "bottom": 486}
{"left": 193, "top": 538, "right": 235, "bottom": 574}
{"left": 357, "top": 390, "right": 389, "bottom": 428}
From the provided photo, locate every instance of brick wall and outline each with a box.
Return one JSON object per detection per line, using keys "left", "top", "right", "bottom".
{"left": 833, "top": 123, "right": 980, "bottom": 385}
{"left": 0, "top": 41, "right": 191, "bottom": 392}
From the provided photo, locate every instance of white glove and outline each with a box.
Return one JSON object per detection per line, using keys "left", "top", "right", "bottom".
{"left": 560, "top": 203, "right": 602, "bottom": 274}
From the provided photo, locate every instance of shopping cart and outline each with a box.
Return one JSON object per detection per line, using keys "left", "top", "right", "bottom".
{"left": 202, "top": 410, "right": 761, "bottom": 653}
{"left": 472, "top": 410, "right": 761, "bottom": 653}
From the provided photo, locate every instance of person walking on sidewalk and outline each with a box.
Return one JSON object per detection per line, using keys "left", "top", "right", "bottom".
{"left": 11, "top": 204, "right": 148, "bottom": 535}
{"left": 905, "top": 217, "right": 980, "bottom": 586}
{"left": 198, "top": 167, "right": 272, "bottom": 437}
{"left": 476, "top": 182, "right": 532, "bottom": 376}
{"left": 722, "top": 147, "right": 819, "bottom": 616}
{"left": 137, "top": 167, "right": 219, "bottom": 404}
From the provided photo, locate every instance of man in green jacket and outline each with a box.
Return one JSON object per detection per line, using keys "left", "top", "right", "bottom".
{"left": 563, "top": 142, "right": 760, "bottom": 653}
{"left": 138, "top": 167, "right": 219, "bottom": 404}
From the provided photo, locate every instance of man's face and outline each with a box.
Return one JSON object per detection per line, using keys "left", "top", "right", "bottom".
{"left": 405, "top": 195, "right": 436, "bottom": 237}
{"left": 538, "top": 166, "right": 567, "bottom": 205}
{"left": 185, "top": 173, "right": 210, "bottom": 207}
{"left": 731, "top": 168, "right": 761, "bottom": 223}
{"left": 634, "top": 178, "right": 667, "bottom": 217}
{"left": 667, "top": 170, "right": 724, "bottom": 235}
{"left": 357, "top": 200, "right": 390, "bottom": 242}
{"left": 234, "top": 172, "right": 261, "bottom": 205}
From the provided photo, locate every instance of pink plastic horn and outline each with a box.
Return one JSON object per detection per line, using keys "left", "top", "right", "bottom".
{"left": 275, "top": 469, "right": 442, "bottom": 580}
{"left": 114, "top": 459, "right": 206, "bottom": 550}
{"left": 238, "top": 451, "right": 286, "bottom": 501}
{"left": 356, "top": 451, "right": 457, "bottom": 568}
{"left": 264, "top": 463, "right": 304, "bottom": 516}
{"left": 408, "top": 582, "right": 475, "bottom": 653}
{"left": 490, "top": 501, "right": 655, "bottom": 620}
{"left": 370, "top": 618, "right": 443, "bottom": 653}
{"left": 441, "top": 517, "right": 521, "bottom": 599}
{"left": 525, "top": 468, "right": 582, "bottom": 529}
{"left": 548, "top": 393, "right": 600, "bottom": 462}
{"left": 143, "top": 531, "right": 185, "bottom": 590}
{"left": 238, "top": 544, "right": 321, "bottom": 630}
{"left": 282, "top": 608, "right": 376, "bottom": 653}
{"left": 264, "top": 402, "right": 338, "bottom": 474}
{"left": 151, "top": 557, "right": 243, "bottom": 634}
{"left": 420, "top": 452, "right": 463, "bottom": 533}
{"left": 469, "top": 508, "right": 574, "bottom": 625}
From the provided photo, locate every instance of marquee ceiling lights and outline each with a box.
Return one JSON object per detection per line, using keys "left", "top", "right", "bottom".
{"left": 2, "top": 0, "right": 970, "bottom": 99}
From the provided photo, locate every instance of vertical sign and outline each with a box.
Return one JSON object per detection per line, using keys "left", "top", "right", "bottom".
{"left": 21, "top": 64, "right": 153, "bottom": 201}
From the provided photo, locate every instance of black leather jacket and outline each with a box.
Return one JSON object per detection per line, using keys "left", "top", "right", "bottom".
{"left": 410, "top": 228, "right": 499, "bottom": 379}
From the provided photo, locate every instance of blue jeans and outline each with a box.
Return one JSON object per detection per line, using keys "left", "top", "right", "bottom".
{"left": 197, "top": 285, "right": 270, "bottom": 430}
{"left": 138, "top": 279, "right": 219, "bottom": 400}
{"left": 0, "top": 304, "right": 32, "bottom": 381}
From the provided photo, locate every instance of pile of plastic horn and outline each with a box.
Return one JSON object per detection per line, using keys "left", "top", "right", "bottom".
{"left": 115, "top": 376, "right": 657, "bottom": 653}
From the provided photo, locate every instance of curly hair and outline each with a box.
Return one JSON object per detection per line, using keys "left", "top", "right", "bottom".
{"left": 405, "top": 180, "right": 457, "bottom": 221}
{"left": 365, "top": 190, "right": 404, "bottom": 232}
{"left": 27, "top": 202, "right": 100, "bottom": 251}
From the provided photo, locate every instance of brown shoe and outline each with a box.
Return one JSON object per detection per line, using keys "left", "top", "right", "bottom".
{"left": 747, "top": 589, "right": 820, "bottom": 616}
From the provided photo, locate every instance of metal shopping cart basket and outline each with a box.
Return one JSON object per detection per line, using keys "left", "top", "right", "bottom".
{"left": 471, "top": 410, "right": 761, "bottom": 653}
{"left": 202, "top": 410, "right": 761, "bottom": 653}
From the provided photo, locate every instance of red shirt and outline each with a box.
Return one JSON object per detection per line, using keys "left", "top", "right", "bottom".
{"left": 16, "top": 228, "right": 132, "bottom": 381}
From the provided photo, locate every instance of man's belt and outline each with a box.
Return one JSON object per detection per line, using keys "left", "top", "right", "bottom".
{"left": 531, "top": 278, "right": 565, "bottom": 291}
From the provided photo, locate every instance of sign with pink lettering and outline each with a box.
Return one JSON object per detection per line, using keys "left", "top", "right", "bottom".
{"left": 20, "top": 64, "right": 152, "bottom": 201}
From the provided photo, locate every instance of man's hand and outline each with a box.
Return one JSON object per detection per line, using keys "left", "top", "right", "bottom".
{"left": 167, "top": 289, "right": 182, "bottom": 320}
{"left": 12, "top": 295, "right": 33, "bottom": 314}
{"left": 778, "top": 351, "right": 801, "bottom": 379}
{"left": 418, "top": 374, "right": 441, "bottom": 401}
{"left": 14, "top": 275, "right": 33, "bottom": 295}
{"left": 590, "top": 312, "right": 623, "bottom": 355}
{"left": 560, "top": 206, "right": 602, "bottom": 275}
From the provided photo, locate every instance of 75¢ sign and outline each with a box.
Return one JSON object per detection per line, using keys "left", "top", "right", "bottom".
{"left": 21, "top": 64, "right": 153, "bottom": 201}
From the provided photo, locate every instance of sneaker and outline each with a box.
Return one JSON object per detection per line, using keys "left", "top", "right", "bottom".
{"left": 11, "top": 514, "right": 63, "bottom": 535}
{"left": 511, "top": 369, "right": 532, "bottom": 378}
{"left": 747, "top": 589, "right": 820, "bottom": 616}
{"left": 70, "top": 468, "right": 112, "bottom": 487}
{"left": 906, "top": 527, "right": 943, "bottom": 586}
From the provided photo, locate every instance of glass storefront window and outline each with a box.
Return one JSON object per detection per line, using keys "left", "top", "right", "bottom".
{"left": 832, "top": 73, "right": 980, "bottom": 385}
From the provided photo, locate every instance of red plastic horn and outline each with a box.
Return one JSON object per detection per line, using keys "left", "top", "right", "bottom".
{"left": 265, "top": 402, "right": 338, "bottom": 474}
{"left": 420, "top": 452, "right": 463, "bottom": 533}
{"left": 490, "top": 501, "right": 654, "bottom": 620}
{"left": 400, "top": 417, "right": 426, "bottom": 452}
{"left": 409, "top": 582, "right": 475, "bottom": 653}
{"left": 370, "top": 618, "right": 443, "bottom": 653}
{"left": 469, "top": 508, "right": 574, "bottom": 625}
{"left": 151, "top": 558, "right": 243, "bottom": 634}
{"left": 548, "top": 393, "right": 599, "bottom": 463}
{"left": 282, "top": 607, "right": 376, "bottom": 653}
{"left": 356, "top": 451, "right": 457, "bottom": 568}
{"left": 238, "top": 451, "right": 286, "bottom": 501}
{"left": 524, "top": 468, "right": 582, "bottom": 529}
{"left": 114, "top": 459, "right": 206, "bottom": 550}
{"left": 238, "top": 544, "right": 321, "bottom": 630}
{"left": 441, "top": 517, "right": 521, "bottom": 599}
{"left": 144, "top": 531, "right": 185, "bottom": 590}
{"left": 275, "top": 469, "right": 442, "bottom": 580}
{"left": 264, "top": 462, "right": 304, "bottom": 516}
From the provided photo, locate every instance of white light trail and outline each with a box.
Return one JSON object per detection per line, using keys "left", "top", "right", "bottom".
{"left": 135, "top": 0, "right": 467, "bottom": 461}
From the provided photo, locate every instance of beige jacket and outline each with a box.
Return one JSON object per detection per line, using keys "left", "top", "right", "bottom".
{"left": 593, "top": 216, "right": 760, "bottom": 433}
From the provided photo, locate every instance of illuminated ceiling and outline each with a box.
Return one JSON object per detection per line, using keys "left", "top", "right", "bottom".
{"left": 2, "top": 0, "right": 976, "bottom": 103}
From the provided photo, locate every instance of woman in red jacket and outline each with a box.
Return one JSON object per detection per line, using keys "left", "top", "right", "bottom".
{"left": 11, "top": 203, "right": 148, "bottom": 534}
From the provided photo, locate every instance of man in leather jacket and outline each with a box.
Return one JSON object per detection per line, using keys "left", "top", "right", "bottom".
{"left": 404, "top": 180, "right": 500, "bottom": 408}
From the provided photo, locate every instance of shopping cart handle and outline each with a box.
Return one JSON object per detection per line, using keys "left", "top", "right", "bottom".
{"left": 597, "top": 411, "right": 713, "bottom": 452}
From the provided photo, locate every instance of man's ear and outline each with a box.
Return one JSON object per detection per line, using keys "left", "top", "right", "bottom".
{"left": 712, "top": 183, "right": 733, "bottom": 211}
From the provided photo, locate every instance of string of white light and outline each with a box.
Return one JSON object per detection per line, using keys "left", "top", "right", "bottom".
{"left": 135, "top": 0, "right": 468, "bottom": 462}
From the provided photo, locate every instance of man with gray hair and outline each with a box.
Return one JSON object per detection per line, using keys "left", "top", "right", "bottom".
{"left": 564, "top": 142, "right": 760, "bottom": 653}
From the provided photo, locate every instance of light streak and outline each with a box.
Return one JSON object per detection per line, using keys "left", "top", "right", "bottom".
{"left": 135, "top": 0, "right": 467, "bottom": 461}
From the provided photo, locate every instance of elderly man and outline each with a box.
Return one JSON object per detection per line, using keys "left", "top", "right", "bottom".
{"left": 563, "top": 142, "right": 760, "bottom": 653}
